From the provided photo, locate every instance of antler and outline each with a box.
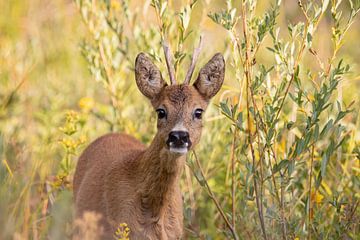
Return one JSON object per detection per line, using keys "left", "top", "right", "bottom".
{"left": 183, "top": 36, "right": 203, "bottom": 85}
{"left": 162, "top": 39, "right": 177, "bottom": 85}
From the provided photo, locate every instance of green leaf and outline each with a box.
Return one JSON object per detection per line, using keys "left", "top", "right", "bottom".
{"left": 321, "top": 140, "right": 335, "bottom": 177}
{"left": 236, "top": 112, "right": 244, "bottom": 130}
{"left": 266, "top": 127, "right": 275, "bottom": 144}
{"left": 334, "top": 110, "right": 351, "bottom": 124}
{"left": 248, "top": 185, "right": 255, "bottom": 200}
{"left": 320, "top": 153, "right": 329, "bottom": 177}
{"left": 288, "top": 159, "right": 295, "bottom": 175}
{"left": 320, "top": 119, "right": 333, "bottom": 138}
{"left": 314, "top": 123, "right": 319, "bottom": 141}
{"left": 294, "top": 138, "right": 305, "bottom": 156}
{"left": 306, "top": 32, "right": 313, "bottom": 46}
{"left": 194, "top": 171, "right": 205, "bottom": 186}
{"left": 220, "top": 101, "right": 232, "bottom": 119}
{"left": 315, "top": 172, "right": 322, "bottom": 189}
{"left": 273, "top": 159, "right": 289, "bottom": 173}
{"left": 304, "top": 129, "right": 312, "bottom": 147}
{"left": 266, "top": 47, "right": 276, "bottom": 53}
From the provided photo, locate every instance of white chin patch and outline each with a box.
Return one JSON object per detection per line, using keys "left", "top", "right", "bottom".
{"left": 169, "top": 147, "right": 188, "bottom": 154}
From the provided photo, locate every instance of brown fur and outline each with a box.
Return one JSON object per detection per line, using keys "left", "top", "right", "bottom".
{"left": 73, "top": 53, "right": 225, "bottom": 239}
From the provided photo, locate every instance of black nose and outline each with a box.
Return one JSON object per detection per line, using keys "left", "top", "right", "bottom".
{"left": 167, "top": 131, "right": 191, "bottom": 148}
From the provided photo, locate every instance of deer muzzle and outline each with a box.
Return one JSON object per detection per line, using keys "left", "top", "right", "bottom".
{"left": 166, "top": 131, "right": 192, "bottom": 154}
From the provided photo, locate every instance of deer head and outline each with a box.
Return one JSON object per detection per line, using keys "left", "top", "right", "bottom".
{"left": 135, "top": 46, "right": 225, "bottom": 155}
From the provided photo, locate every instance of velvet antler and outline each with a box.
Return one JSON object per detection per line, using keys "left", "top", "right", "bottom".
{"left": 183, "top": 36, "right": 203, "bottom": 85}
{"left": 162, "top": 39, "right": 177, "bottom": 85}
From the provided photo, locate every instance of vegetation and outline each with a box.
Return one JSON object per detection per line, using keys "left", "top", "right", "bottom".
{"left": 0, "top": 0, "right": 359, "bottom": 239}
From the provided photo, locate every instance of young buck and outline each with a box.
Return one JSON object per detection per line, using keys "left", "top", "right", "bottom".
{"left": 73, "top": 39, "right": 225, "bottom": 239}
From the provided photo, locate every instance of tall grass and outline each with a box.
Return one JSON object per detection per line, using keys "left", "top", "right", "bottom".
{"left": 0, "top": 0, "right": 359, "bottom": 239}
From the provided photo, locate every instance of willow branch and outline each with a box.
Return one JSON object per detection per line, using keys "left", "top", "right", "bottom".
{"left": 192, "top": 151, "right": 239, "bottom": 240}
{"left": 241, "top": 1, "right": 267, "bottom": 239}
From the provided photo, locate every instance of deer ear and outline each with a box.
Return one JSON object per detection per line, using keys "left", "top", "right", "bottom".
{"left": 135, "top": 53, "right": 166, "bottom": 99}
{"left": 193, "top": 53, "right": 225, "bottom": 99}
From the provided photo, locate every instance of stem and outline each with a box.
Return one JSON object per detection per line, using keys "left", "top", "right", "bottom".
{"left": 1, "top": 72, "right": 29, "bottom": 110}
{"left": 308, "top": 145, "right": 315, "bottom": 240}
{"left": 192, "top": 151, "right": 239, "bottom": 240}
{"left": 268, "top": 144, "right": 287, "bottom": 239}
{"left": 280, "top": 174, "right": 287, "bottom": 240}
{"left": 325, "top": 11, "right": 358, "bottom": 77}
{"left": 75, "top": 1, "right": 121, "bottom": 130}
{"left": 98, "top": 41, "right": 120, "bottom": 130}
{"left": 185, "top": 165, "right": 196, "bottom": 230}
{"left": 153, "top": 1, "right": 177, "bottom": 85}
{"left": 241, "top": 1, "right": 267, "bottom": 239}
{"left": 266, "top": 147, "right": 287, "bottom": 240}
{"left": 275, "top": 1, "right": 328, "bottom": 122}
{"left": 230, "top": 128, "right": 237, "bottom": 230}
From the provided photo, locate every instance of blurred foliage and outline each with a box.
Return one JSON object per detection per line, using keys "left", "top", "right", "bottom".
{"left": 0, "top": 0, "right": 359, "bottom": 239}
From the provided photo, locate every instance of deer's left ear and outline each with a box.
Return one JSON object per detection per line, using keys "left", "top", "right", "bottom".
{"left": 193, "top": 53, "right": 225, "bottom": 100}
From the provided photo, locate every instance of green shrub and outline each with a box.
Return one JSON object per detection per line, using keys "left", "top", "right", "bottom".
{"left": 0, "top": 0, "right": 359, "bottom": 239}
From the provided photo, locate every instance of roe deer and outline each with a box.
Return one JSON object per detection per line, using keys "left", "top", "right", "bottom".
{"left": 73, "top": 40, "right": 225, "bottom": 239}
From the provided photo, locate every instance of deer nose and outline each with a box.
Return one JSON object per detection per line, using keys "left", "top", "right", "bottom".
{"left": 167, "top": 131, "right": 191, "bottom": 149}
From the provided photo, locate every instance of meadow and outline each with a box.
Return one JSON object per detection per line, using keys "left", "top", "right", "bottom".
{"left": 0, "top": 0, "right": 359, "bottom": 239}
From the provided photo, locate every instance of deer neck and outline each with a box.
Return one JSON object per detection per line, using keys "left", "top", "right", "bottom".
{"left": 138, "top": 133, "right": 185, "bottom": 218}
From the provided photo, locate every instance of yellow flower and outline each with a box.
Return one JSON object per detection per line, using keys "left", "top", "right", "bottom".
{"left": 311, "top": 191, "right": 324, "bottom": 204}
{"left": 78, "top": 135, "right": 88, "bottom": 145}
{"left": 111, "top": 0, "right": 121, "bottom": 11}
{"left": 114, "top": 223, "right": 131, "bottom": 240}
{"left": 66, "top": 110, "right": 79, "bottom": 121}
{"left": 78, "top": 97, "right": 94, "bottom": 112}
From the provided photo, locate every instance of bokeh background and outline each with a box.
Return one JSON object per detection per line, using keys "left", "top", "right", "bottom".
{"left": 0, "top": 0, "right": 359, "bottom": 239}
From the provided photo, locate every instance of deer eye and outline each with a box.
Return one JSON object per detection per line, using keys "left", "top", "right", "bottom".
{"left": 156, "top": 108, "right": 167, "bottom": 119}
{"left": 194, "top": 108, "right": 203, "bottom": 120}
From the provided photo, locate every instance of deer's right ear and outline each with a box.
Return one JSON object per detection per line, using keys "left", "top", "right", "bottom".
{"left": 135, "top": 53, "right": 166, "bottom": 99}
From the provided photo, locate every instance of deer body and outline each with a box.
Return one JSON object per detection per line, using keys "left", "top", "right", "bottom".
{"left": 74, "top": 132, "right": 184, "bottom": 239}
{"left": 74, "top": 52, "right": 225, "bottom": 239}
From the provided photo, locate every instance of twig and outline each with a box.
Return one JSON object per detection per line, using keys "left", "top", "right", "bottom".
{"left": 241, "top": 1, "right": 267, "bottom": 239}
{"left": 274, "top": 1, "right": 327, "bottom": 122}
{"left": 192, "top": 151, "right": 239, "bottom": 240}
{"left": 266, "top": 148, "right": 281, "bottom": 204}
{"left": 97, "top": 41, "right": 120, "bottom": 130}
{"left": 344, "top": 201, "right": 359, "bottom": 230}
{"left": 308, "top": 145, "right": 315, "bottom": 240}
{"left": 98, "top": 42, "right": 113, "bottom": 81}
{"left": 152, "top": 1, "right": 177, "bottom": 85}
{"left": 309, "top": 48, "right": 325, "bottom": 72}
{"left": 184, "top": 165, "right": 196, "bottom": 231}
{"left": 298, "top": 0, "right": 310, "bottom": 22}
{"left": 280, "top": 175, "right": 287, "bottom": 240}
{"left": 230, "top": 128, "right": 238, "bottom": 230}
{"left": 184, "top": 36, "right": 203, "bottom": 84}
{"left": 1, "top": 64, "right": 33, "bottom": 110}
{"left": 325, "top": 13, "right": 357, "bottom": 77}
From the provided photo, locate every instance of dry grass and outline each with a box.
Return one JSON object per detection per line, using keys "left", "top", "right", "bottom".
{"left": 0, "top": 0, "right": 359, "bottom": 239}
